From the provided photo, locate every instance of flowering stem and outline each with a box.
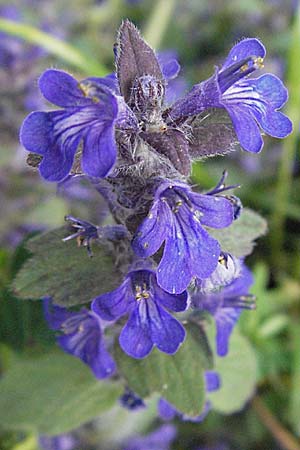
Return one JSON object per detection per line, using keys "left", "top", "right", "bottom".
{"left": 270, "top": 5, "right": 300, "bottom": 271}
{"left": 143, "top": 0, "right": 177, "bottom": 49}
{"left": 252, "top": 396, "right": 300, "bottom": 450}
{"left": 0, "top": 18, "right": 108, "bottom": 76}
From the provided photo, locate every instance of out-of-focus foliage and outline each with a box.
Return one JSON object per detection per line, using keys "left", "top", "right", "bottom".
{"left": 0, "top": 1, "right": 300, "bottom": 449}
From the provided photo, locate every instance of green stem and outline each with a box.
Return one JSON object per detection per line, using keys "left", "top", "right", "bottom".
{"left": 0, "top": 18, "right": 107, "bottom": 76}
{"left": 252, "top": 396, "right": 300, "bottom": 450}
{"left": 270, "top": 6, "right": 300, "bottom": 270}
{"left": 12, "top": 434, "right": 37, "bottom": 450}
{"left": 143, "top": 0, "right": 177, "bottom": 49}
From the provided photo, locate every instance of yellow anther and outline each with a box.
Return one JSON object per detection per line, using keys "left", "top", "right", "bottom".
{"left": 78, "top": 82, "right": 100, "bottom": 104}
{"left": 254, "top": 56, "right": 264, "bottom": 69}
{"left": 143, "top": 242, "right": 149, "bottom": 249}
{"left": 218, "top": 255, "right": 227, "bottom": 265}
{"left": 78, "top": 324, "right": 85, "bottom": 332}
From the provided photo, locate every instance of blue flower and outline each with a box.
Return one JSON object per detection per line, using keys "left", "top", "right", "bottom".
{"left": 169, "top": 38, "right": 292, "bottom": 153}
{"left": 158, "top": 371, "right": 220, "bottom": 423}
{"left": 44, "top": 299, "right": 116, "bottom": 378}
{"left": 92, "top": 269, "right": 187, "bottom": 358}
{"left": 192, "top": 264, "right": 255, "bottom": 356}
{"left": 132, "top": 180, "right": 234, "bottom": 294}
{"left": 20, "top": 69, "right": 119, "bottom": 181}
{"left": 38, "top": 433, "right": 77, "bottom": 450}
{"left": 122, "top": 424, "right": 177, "bottom": 450}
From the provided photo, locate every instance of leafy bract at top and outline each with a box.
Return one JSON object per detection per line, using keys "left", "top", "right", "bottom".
{"left": 13, "top": 227, "right": 123, "bottom": 307}
{"left": 116, "top": 20, "right": 163, "bottom": 103}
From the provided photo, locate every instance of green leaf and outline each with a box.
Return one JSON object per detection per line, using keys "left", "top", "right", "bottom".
{"left": 208, "top": 325, "right": 258, "bottom": 414}
{"left": 0, "top": 353, "right": 122, "bottom": 436}
{"left": 115, "top": 323, "right": 212, "bottom": 417}
{"left": 13, "top": 227, "right": 123, "bottom": 307}
{"left": 209, "top": 208, "right": 267, "bottom": 258}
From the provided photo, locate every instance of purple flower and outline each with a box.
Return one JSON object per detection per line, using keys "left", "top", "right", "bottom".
{"left": 20, "top": 69, "right": 119, "bottom": 181}
{"left": 92, "top": 269, "right": 187, "bottom": 358}
{"left": 132, "top": 180, "right": 234, "bottom": 294}
{"left": 158, "top": 371, "right": 220, "bottom": 422}
{"left": 122, "top": 424, "right": 177, "bottom": 450}
{"left": 38, "top": 434, "right": 77, "bottom": 450}
{"left": 169, "top": 38, "right": 292, "bottom": 153}
{"left": 192, "top": 264, "right": 255, "bottom": 356}
{"left": 44, "top": 299, "right": 115, "bottom": 378}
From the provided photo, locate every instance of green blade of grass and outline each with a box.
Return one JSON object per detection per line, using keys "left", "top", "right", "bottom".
{"left": 270, "top": 6, "right": 300, "bottom": 271}
{"left": 0, "top": 18, "right": 107, "bottom": 76}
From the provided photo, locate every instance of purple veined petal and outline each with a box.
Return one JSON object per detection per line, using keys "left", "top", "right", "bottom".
{"left": 92, "top": 277, "right": 132, "bottom": 321}
{"left": 222, "top": 38, "right": 266, "bottom": 70}
{"left": 225, "top": 104, "right": 263, "bottom": 153}
{"left": 156, "top": 217, "right": 192, "bottom": 294}
{"left": 215, "top": 307, "right": 241, "bottom": 356}
{"left": 132, "top": 201, "right": 169, "bottom": 257}
{"left": 21, "top": 110, "right": 81, "bottom": 181}
{"left": 254, "top": 109, "right": 293, "bottom": 139}
{"left": 152, "top": 275, "right": 188, "bottom": 312}
{"left": 57, "top": 311, "right": 116, "bottom": 378}
{"left": 20, "top": 110, "right": 56, "bottom": 155}
{"left": 82, "top": 124, "right": 117, "bottom": 178}
{"left": 148, "top": 300, "right": 186, "bottom": 354}
{"left": 188, "top": 192, "right": 234, "bottom": 228}
{"left": 43, "top": 298, "right": 72, "bottom": 330}
{"left": 119, "top": 305, "right": 153, "bottom": 358}
{"left": 39, "top": 69, "right": 92, "bottom": 108}
{"left": 247, "top": 74, "right": 288, "bottom": 109}
{"left": 157, "top": 207, "right": 220, "bottom": 293}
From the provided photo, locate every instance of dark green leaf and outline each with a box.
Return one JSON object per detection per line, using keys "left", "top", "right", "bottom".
{"left": 208, "top": 326, "right": 258, "bottom": 414}
{"left": 13, "top": 227, "right": 123, "bottom": 307}
{"left": 115, "top": 323, "right": 212, "bottom": 417}
{"left": 209, "top": 208, "right": 267, "bottom": 257}
{"left": 0, "top": 352, "right": 122, "bottom": 435}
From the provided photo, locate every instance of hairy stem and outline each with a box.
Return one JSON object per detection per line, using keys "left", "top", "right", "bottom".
{"left": 252, "top": 396, "right": 300, "bottom": 450}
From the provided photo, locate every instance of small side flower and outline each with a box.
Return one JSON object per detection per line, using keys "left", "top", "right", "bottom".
{"left": 44, "top": 298, "right": 115, "bottom": 378}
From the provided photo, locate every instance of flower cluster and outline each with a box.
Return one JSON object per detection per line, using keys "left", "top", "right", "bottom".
{"left": 20, "top": 20, "right": 291, "bottom": 421}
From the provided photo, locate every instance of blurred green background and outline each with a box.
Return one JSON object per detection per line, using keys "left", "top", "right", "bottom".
{"left": 0, "top": 0, "right": 299, "bottom": 449}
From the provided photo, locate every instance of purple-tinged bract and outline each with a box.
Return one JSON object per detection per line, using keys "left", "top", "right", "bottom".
{"left": 169, "top": 38, "right": 292, "bottom": 153}
{"left": 92, "top": 269, "right": 187, "bottom": 358}
{"left": 132, "top": 181, "right": 234, "bottom": 294}
{"left": 192, "top": 264, "right": 255, "bottom": 356}
{"left": 44, "top": 299, "right": 116, "bottom": 378}
{"left": 20, "top": 69, "right": 118, "bottom": 181}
